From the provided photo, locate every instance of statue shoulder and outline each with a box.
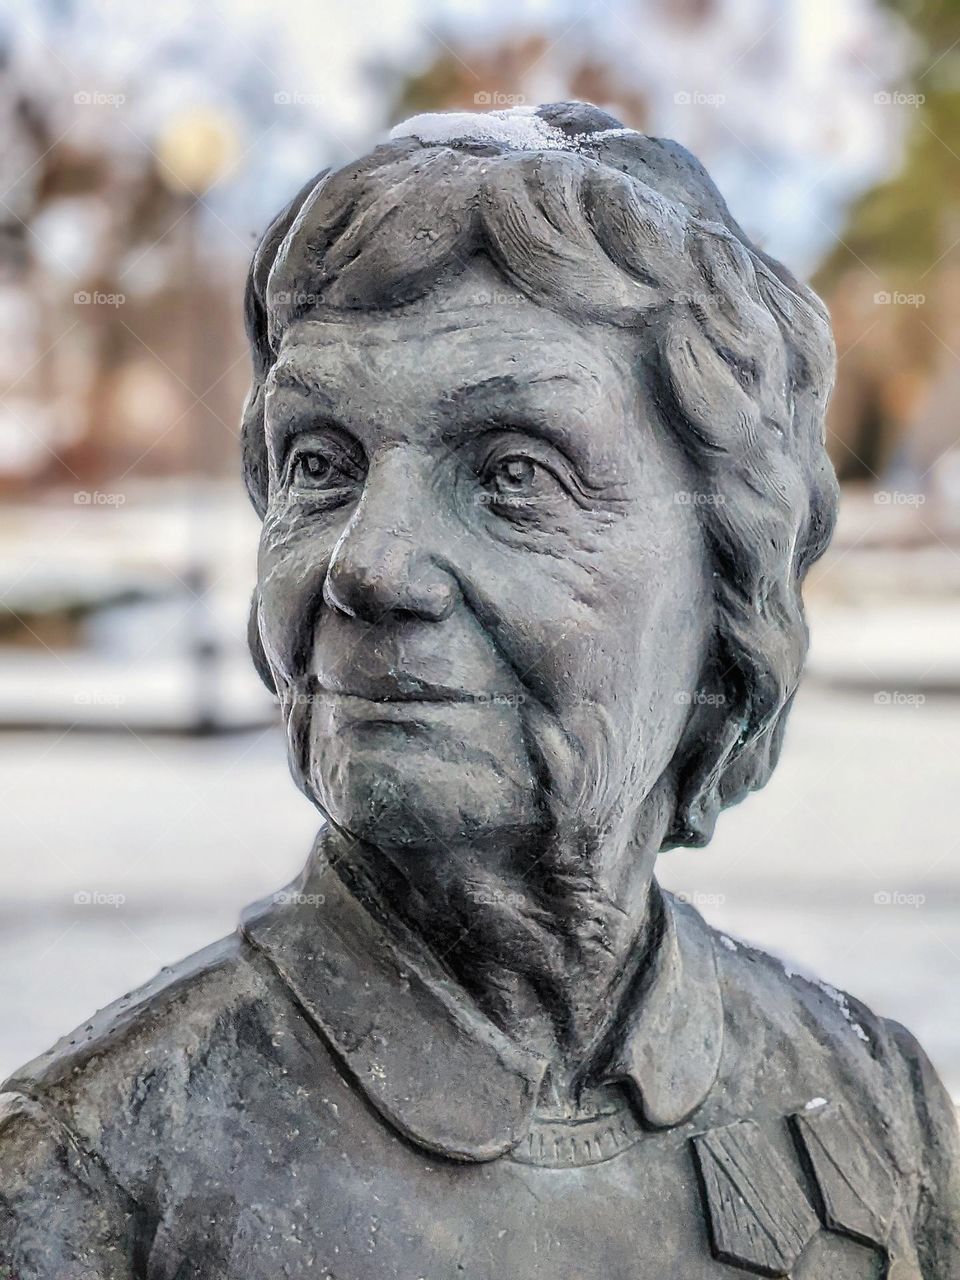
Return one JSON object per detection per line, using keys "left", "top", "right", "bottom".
{"left": 882, "top": 1016, "right": 960, "bottom": 1274}
{"left": 0, "top": 927, "right": 299, "bottom": 1221}
{"left": 0, "top": 1089, "right": 138, "bottom": 1274}
{"left": 704, "top": 921, "right": 959, "bottom": 1185}
{"left": 687, "top": 918, "right": 960, "bottom": 1275}
{"left": 665, "top": 903, "right": 889, "bottom": 1068}
{"left": 704, "top": 923, "right": 898, "bottom": 1066}
{"left": 3, "top": 929, "right": 269, "bottom": 1107}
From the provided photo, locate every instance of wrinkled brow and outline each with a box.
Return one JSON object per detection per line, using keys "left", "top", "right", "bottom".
{"left": 265, "top": 353, "right": 632, "bottom": 484}
{"left": 268, "top": 363, "right": 337, "bottom": 408}
{"left": 268, "top": 363, "right": 602, "bottom": 422}
{"left": 439, "top": 372, "right": 594, "bottom": 414}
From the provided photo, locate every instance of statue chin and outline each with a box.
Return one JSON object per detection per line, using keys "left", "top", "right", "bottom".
{"left": 305, "top": 719, "right": 543, "bottom": 853}
{"left": 311, "top": 764, "right": 540, "bottom": 853}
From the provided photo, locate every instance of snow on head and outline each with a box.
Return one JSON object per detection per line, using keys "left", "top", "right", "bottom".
{"left": 389, "top": 108, "right": 640, "bottom": 155}
{"left": 389, "top": 107, "right": 570, "bottom": 152}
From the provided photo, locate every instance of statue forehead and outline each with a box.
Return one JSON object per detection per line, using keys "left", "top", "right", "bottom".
{"left": 269, "top": 310, "right": 642, "bottom": 418}
{"left": 268, "top": 264, "right": 643, "bottom": 388}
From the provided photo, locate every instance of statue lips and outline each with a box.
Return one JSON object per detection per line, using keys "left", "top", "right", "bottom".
{"left": 306, "top": 656, "right": 529, "bottom": 759}
{"left": 306, "top": 633, "right": 534, "bottom": 794}
{"left": 314, "top": 671, "right": 482, "bottom": 704}
{"left": 309, "top": 621, "right": 522, "bottom": 712}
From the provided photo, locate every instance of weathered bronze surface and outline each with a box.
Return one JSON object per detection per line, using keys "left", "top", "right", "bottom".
{"left": 2, "top": 102, "right": 957, "bottom": 1279}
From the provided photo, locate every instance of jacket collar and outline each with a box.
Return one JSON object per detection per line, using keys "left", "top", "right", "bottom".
{"left": 241, "top": 833, "right": 723, "bottom": 1162}
{"left": 595, "top": 887, "right": 724, "bottom": 1129}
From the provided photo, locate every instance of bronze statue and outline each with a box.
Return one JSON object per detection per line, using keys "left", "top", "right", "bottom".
{"left": 2, "top": 102, "right": 956, "bottom": 1279}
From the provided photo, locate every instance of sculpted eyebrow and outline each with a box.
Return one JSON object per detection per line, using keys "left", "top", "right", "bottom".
{"left": 265, "top": 367, "right": 355, "bottom": 467}
{"left": 437, "top": 372, "right": 603, "bottom": 465}
{"left": 439, "top": 372, "right": 588, "bottom": 416}
{"left": 269, "top": 365, "right": 340, "bottom": 412}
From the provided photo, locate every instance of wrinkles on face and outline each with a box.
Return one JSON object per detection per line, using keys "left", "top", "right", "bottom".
{"left": 256, "top": 267, "right": 709, "bottom": 868}
{"left": 253, "top": 267, "right": 715, "bottom": 1066}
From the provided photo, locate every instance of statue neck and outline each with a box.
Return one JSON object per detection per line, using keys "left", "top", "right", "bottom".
{"left": 328, "top": 777, "right": 673, "bottom": 1088}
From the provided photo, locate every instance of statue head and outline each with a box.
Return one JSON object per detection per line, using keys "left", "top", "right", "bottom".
{"left": 240, "top": 102, "right": 838, "bottom": 879}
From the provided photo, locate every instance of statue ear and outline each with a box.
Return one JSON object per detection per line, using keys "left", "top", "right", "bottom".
{"left": 247, "top": 590, "right": 277, "bottom": 695}
{"left": 663, "top": 694, "right": 743, "bottom": 850}
{"left": 666, "top": 682, "right": 791, "bottom": 851}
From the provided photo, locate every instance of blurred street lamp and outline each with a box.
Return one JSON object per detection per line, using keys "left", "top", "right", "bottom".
{"left": 156, "top": 108, "right": 241, "bottom": 197}
{"left": 157, "top": 108, "right": 241, "bottom": 734}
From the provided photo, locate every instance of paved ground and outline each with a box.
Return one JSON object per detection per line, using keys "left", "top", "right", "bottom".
{"left": 2, "top": 679, "right": 959, "bottom": 1095}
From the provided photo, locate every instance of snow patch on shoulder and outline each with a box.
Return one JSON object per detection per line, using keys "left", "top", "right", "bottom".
{"left": 804, "top": 1096, "right": 828, "bottom": 1111}
{"left": 718, "top": 934, "right": 739, "bottom": 952}
{"left": 817, "top": 981, "right": 870, "bottom": 1043}
{"left": 591, "top": 127, "right": 640, "bottom": 142}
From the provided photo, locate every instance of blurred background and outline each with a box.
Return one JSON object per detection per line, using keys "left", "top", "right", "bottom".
{"left": 2, "top": 0, "right": 960, "bottom": 1093}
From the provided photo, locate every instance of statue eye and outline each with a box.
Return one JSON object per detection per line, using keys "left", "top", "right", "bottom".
{"left": 282, "top": 433, "right": 365, "bottom": 508}
{"left": 293, "top": 450, "right": 337, "bottom": 488}
{"left": 493, "top": 456, "right": 536, "bottom": 492}
{"left": 482, "top": 452, "right": 564, "bottom": 510}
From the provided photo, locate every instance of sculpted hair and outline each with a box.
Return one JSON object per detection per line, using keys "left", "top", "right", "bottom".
{"left": 240, "top": 102, "right": 839, "bottom": 850}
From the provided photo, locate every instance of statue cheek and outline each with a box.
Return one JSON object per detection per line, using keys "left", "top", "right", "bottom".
{"left": 255, "top": 539, "right": 329, "bottom": 685}
{"left": 460, "top": 559, "right": 601, "bottom": 681}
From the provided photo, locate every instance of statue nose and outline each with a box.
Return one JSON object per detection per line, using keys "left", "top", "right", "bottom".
{"left": 323, "top": 480, "right": 457, "bottom": 625}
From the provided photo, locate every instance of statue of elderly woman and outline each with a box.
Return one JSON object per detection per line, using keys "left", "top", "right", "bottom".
{"left": 1, "top": 102, "right": 956, "bottom": 1280}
